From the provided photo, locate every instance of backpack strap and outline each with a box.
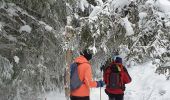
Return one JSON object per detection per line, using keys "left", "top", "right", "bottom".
{"left": 114, "top": 63, "right": 124, "bottom": 90}
{"left": 117, "top": 64, "right": 125, "bottom": 89}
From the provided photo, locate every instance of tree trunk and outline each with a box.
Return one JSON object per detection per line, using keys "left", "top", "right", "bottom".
{"left": 65, "top": 49, "right": 72, "bottom": 100}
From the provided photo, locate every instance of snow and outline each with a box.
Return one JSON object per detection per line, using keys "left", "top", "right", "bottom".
{"left": 45, "top": 25, "right": 53, "bottom": 31}
{"left": 0, "top": 22, "right": 2, "bottom": 31}
{"left": 79, "top": 0, "right": 89, "bottom": 12}
{"left": 67, "top": 16, "right": 72, "bottom": 26}
{"left": 89, "top": 38, "right": 98, "bottom": 54}
{"left": 6, "top": 7, "right": 17, "bottom": 16}
{"left": 44, "top": 89, "right": 108, "bottom": 100}
{"left": 139, "top": 12, "right": 147, "bottom": 20}
{"left": 89, "top": 6, "right": 102, "bottom": 18}
{"left": 0, "top": 0, "right": 5, "bottom": 8}
{"left": 19, "top": 25, "right": 32, "bottom": 33}
{"left": 163, "top": 62, "right": 170, "bottom": 67}
{"left": 110, "top": 0, "right": 130, "bottom": 10}
{"left": 121, "top": 17, "right": 134, "bottom": 36}
{"left": 0, "top": 55, "right": 13, "bottom": 80}
{"left": 7, "top": 35, "right": 17, "bottom": 42}
{"left": 155, "top": 0, "right": 170, "bottom": 13}
{"left": 125, "top": 62, "right": 170, "bottom": 100}
{"left": 45, "top": 62, "right": 170, "bottom": 100}
{"left": 89, "top": 45, "right": 97, "bottom": 54}
{"left": 1, "top": 0, "right": 170, "bottom": 99}
{"left": 39, "top": 21, "right": 53, "bottom": 31}
{"left": 96, "top": 0, "right": 104, "bottom": 5}
{"left": 146, "top": 0, "right": 155, "bottom": 6}
{"left": 14, "top": 56, "right": 19, "bottom": 64}
{"left": 165, "top": 21, "right": 170, "bottom": 27}
{"left": 44, "top": 91, "right": 65, "bottom": 100}
{"left": 101, "top": 41, "right": 108, "bottom": 53}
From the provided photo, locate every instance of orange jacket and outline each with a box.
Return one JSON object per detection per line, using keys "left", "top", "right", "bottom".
{"left": 70, "top": 56, "right": 97, "bottom": 96}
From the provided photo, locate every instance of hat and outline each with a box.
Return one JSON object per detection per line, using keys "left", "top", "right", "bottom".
{"left": 112, "top": 55, "right": 118, "bottom": 61}
{"left": 80, "top": 49, "right": 93, "bottom": 61}
{"left": 115, "top": 57, "right": 122, "bottom": 64}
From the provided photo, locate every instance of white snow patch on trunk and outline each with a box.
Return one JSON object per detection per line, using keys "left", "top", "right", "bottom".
{"left": 89, "top": 45, "right": 97, "bottom": 54}
{"left": 19, "top": 25, "right": 32, "bottom": 33}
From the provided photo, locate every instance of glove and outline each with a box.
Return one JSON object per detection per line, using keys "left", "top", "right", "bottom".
{"left": 96, "top": 80, "right": 105, "bottom": 87}
{"left": 100, "top": 66, "right": 103, "bottom": 72}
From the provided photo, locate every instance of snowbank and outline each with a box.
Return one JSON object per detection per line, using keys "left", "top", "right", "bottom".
{"left": 45, "top": 91, "right": 65, "bottom": 100}
{"left": 126, "top": 62, "right": 170, "bottom": 100}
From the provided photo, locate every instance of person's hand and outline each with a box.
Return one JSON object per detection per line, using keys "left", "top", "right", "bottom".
{"left": 100, "top": 65, "right": 104, "bottom": 72}
{"left": 97, "top": 80, "right": 105, "bottom": 87}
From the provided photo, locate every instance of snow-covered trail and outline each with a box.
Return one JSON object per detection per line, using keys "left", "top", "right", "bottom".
{"left": 45, "top": 88, "right": 108, "bottom": 100}
{"left": 46, "top": 62, "right": 170, "bottom": 100}
{"left": 124, "top": 62, "right": 170, "bottom": 100}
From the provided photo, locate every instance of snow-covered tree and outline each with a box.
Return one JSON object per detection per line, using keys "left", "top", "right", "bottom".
{"left": 0, "top": 0, "right": 170, "bottom": 99}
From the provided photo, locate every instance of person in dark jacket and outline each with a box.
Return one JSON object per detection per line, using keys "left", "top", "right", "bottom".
{"left": 103, "top": 57, "right": 132, "bottom": 100}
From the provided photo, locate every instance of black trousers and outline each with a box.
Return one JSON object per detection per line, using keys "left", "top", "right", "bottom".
{"left": 108, "top": 94, "right": 124, "bottom": 100}
{"left": 70, "top": 96, "right": 90, "bottom": 100}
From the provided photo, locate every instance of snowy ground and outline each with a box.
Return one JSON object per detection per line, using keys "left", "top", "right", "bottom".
{"left": 45, "top": 62, "right": 170, "bottom": 100}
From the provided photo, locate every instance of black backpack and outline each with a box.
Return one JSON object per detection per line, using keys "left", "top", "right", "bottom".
{"left": 107, "top": 64, "right": 123, "bottom": 89}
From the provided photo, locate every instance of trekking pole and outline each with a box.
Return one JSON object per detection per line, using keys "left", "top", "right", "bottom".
{"left": 100, "top": 87, "right": 101, "bottom": 100}
{"left": 100, "top": 66, "right": 104, "bottom": 100}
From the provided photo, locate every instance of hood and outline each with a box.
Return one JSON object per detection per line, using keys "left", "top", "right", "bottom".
{"left": 74, "top": 55, "right": 89, "bottom": 64}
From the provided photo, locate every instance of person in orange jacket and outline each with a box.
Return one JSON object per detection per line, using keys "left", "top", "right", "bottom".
{"left": 70, "top": 49, "right": 104, "bottom": 100}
